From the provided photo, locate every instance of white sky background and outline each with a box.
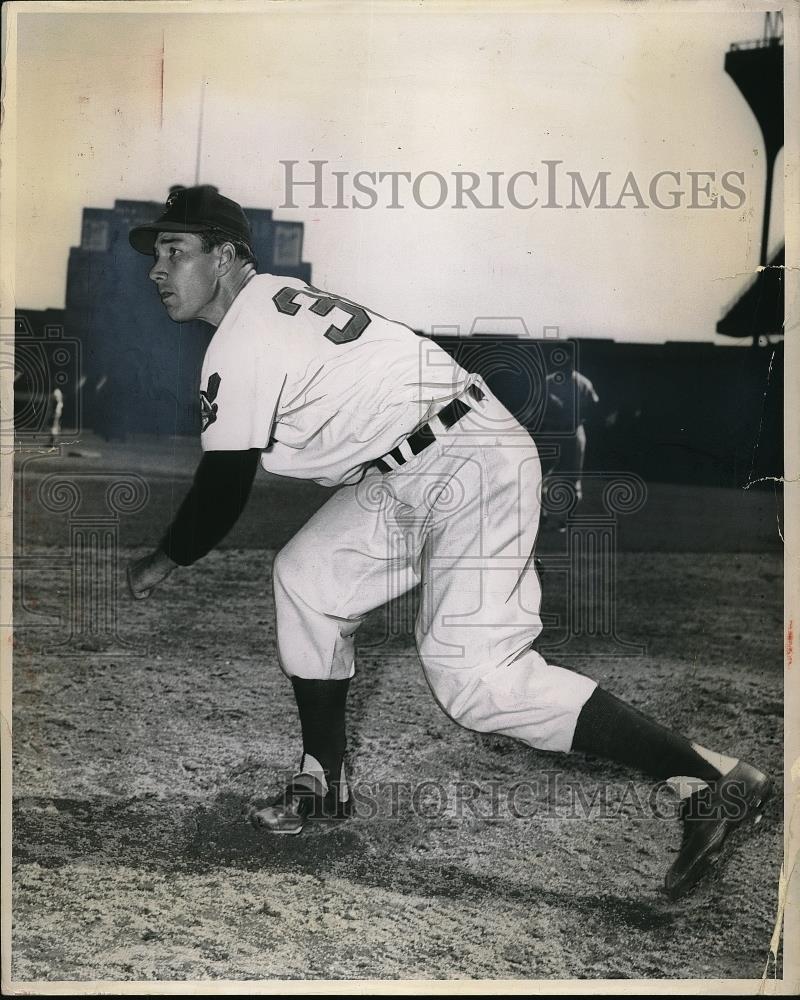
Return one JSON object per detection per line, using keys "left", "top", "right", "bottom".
{"left": 13, "top": 3, "right": 784, "bottom": 342}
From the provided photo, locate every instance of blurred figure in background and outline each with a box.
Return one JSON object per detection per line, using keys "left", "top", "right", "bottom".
{"left": 541, "top": 368, "right": 600, "bottom": 528}
{"left": 47, "top": 386, "right": 64, "bottom": 449}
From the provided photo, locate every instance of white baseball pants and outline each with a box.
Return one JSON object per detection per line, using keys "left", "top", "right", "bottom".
{"left": 271, "top": 380, "right": 597, "bottom": 752}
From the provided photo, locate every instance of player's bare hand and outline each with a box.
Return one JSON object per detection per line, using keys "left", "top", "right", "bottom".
{"left": 126, "top": 549, "right": 178, "bottom": 600}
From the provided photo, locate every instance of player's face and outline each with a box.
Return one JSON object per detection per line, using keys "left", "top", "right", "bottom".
{"left": 149, "top": 233, "right": 220, "bottom": 323}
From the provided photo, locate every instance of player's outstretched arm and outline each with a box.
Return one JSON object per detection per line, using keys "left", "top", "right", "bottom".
{"left": 159, "top": 448, "right": 261, "bottom": 563}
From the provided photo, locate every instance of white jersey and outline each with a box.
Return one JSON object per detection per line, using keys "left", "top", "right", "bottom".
{"left": 199, "top": 273, "right": 473, "bottom": 486}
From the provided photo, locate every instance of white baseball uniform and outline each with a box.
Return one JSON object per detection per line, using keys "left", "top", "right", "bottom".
{"left": 199, "top": 273, "right": 596, "bottom": 752}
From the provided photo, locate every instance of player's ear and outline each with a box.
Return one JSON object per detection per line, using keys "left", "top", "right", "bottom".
{"left": 216, "top": 241, "right": 236, "bottom": 276}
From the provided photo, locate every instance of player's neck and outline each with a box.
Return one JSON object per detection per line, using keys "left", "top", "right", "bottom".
{"left": 200, "top": 265, "right": 257, "bottom": 327}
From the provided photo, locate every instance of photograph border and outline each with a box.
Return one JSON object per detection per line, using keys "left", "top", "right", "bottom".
{"left": 1, "top": 0, "right": 797, "bottom": 993}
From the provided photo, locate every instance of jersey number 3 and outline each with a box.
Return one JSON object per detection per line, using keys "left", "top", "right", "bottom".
{"left": 272, "top": 285, "right": 372, "bottom": 344}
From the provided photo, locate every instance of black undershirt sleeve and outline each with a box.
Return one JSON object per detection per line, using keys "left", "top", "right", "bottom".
{"left": 159, "top": 449, "right": 261, "bottom": 566}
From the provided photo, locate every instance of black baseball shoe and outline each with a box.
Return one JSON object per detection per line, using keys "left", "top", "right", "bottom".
{"left": 664, "top": 760, "right": 772, "bottom": 901}
{"left": 249, "top": 766, "right": 352, "bottom": 836}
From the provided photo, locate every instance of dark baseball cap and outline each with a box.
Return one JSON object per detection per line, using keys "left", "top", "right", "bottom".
{"left": 129, "top": 185, "right": 252, "bottom": 255}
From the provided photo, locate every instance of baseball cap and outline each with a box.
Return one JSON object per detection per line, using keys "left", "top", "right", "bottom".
{"left": 128, "top": 185, "right": 252, "bottom": 255}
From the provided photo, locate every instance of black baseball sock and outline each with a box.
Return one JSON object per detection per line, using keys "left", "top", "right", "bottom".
{"left": 571, "top": 687, "right": 722, "bottom": 783}
{"left": 290, "top": 676, "right": 350, "bottom": 790}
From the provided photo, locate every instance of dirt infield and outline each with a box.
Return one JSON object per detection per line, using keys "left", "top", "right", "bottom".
{"left": 11, "top": 532, "right": 783, "bottom": 981}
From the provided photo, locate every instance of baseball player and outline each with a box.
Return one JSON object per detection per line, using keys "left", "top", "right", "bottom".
{"left": 545, "top": 368, "right": 599, "bottom": 501}
{"left": 47, "top": 385, "right": 64, "bottom": 448}
{"left": 541, "top": 368, "right": 599, "bottom": 530}
{"left": 126, "top": 186, "right": 771, "bottom": 900}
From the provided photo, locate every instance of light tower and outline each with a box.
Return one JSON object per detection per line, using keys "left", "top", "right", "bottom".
{"left": 717, "top": 12, "right": 784, "bottom": 345}
{"left": 725, "top": 12, "right": 784, "bottom": 270}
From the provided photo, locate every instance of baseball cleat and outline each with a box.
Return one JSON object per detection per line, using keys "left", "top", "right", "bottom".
{"left": 249, "top": 768, "right": 352, "bottom": 836}
{"left": 664, "top": 760, "right": 773, "bottom": 901}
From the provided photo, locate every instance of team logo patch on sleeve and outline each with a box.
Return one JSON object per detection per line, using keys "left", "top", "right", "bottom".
{"left": 200, "top": 372, "right": 221, "bottom": 431}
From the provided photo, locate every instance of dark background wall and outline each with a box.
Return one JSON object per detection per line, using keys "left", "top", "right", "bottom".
{"left": 574, "top": 339, "right": 782, "bottom": 488}
{"left": 433, "top": 336, "right": 783, "bottom": 490}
